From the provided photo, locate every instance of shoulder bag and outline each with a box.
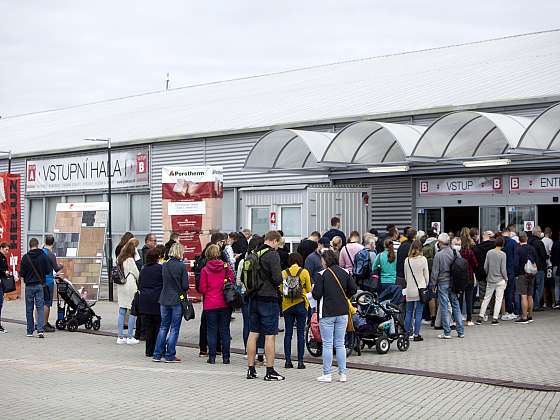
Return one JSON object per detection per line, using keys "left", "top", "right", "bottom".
{"left": 164, "top": 262, "right": 195, "bottom": 321}
{"left": 407, "top": 258, "right": 429, "bottom": 304}
{"left": 1, "top": 273, "right": 16, "bottom": 294}
{"left": 26, "top": 254, "right": 50, "bottom": 302}
{"left": 130, "top": 270, "right": 141, "bottom": 317}
{"left": 327, "top": 268, "right": 354, "bottom": 332}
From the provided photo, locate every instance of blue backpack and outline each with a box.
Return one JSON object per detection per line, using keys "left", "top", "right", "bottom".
{"left": 353, "top": 248, "right": 374, "bottom": 281}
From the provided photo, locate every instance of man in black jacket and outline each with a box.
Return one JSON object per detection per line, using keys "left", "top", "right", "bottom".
{"left": 246, "top": 230, "right": 284, "bottom": 381}
{"left": 321, "top": 217, "right": 346, "bottom": 246}
{"left": 20, "top": 238, "right": 54, "bottom": 338}
{"left": 514, "top": 232, "right": 538, "bottom": 324}
{"left": 296, "top": 231, "right": 320, "bottom": 262}
{"left": 232, "top": 229, "right": 249, "bottom": 270}
{"left": 396, "top": 228, "right": 416, "bottom": 288}
{"left": 528, "top": 227, "right": 548, "bottom": 311}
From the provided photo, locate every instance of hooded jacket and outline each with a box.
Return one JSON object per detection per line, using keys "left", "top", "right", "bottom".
{"left": 19, "top": 248, "right": 54, "bottom": 286}
{"left": 199, "top": 259, "right": 235, "bottom": 310}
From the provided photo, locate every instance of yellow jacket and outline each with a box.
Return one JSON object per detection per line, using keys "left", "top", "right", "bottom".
{"left": 280, "top": 264, "right": 312, "bottom": 311}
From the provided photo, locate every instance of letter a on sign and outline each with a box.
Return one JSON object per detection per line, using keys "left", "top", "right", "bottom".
{"left": 28, "top": 165, "right": 36, "bottom": 182}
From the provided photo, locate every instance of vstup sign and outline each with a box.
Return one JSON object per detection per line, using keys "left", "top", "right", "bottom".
{"left": 419, "top": 176, "right": 503, "bottom": 196}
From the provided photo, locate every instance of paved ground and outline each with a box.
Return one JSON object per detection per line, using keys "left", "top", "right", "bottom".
{"left": 1, "top": 320, "right": 560, "bottom": 419}
{"left": 3, "top": 298, "right": 560, "bottom": 388}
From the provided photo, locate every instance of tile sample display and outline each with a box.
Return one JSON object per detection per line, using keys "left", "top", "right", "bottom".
{"left": 54, "top": 233, "right": 80, "bottom": 257}
{"left": 81, "top": 210, "right": 108, "bottom": 227}
{"left": 78, "top": 227, "right": 105, "bottom": 257}
{"left": 54, "top": 211, "right": 83, "bottom": 233}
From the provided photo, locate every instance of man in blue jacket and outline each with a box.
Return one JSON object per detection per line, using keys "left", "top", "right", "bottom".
{"left": 321, "top": 217, "right": 346, "bottom": 246}
{"left": 305, "top": 237, "right": 330, "bottom": 284}
{"left": 19, "top": 238, "right": 55, "bottom": 338}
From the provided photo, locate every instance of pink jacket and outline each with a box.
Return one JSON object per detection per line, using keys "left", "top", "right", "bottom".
{"left": 339, "top": 242, "right": 364, "bottom": 273}
{"left": 199, "top": 259, "right": 235, "bottom": 310}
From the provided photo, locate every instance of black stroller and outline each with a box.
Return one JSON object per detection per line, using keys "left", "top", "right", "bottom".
{"left": 349, "top": 291, "right": 409, "bottom": 355}
{"left": 55, "top": 276, "right": 101, "bottom": 332}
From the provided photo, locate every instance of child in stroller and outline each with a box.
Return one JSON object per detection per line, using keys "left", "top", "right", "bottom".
{"left": 350, "top": 291, "right": 409, "bottom": 355}
{"left": 55, "top": 276, "right": 101, "bottom": 332}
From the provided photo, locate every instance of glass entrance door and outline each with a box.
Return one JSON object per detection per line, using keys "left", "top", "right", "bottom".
{"left": 480, "top": 207, "right": 506, "bottom": 233}
{"left": 508, "top": 206, "right": 536, "bottom": 234}
{"left": 417, "top": 208, "right": 442, "bottom": 233}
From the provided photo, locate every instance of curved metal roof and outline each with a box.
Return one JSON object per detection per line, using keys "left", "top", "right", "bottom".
{"left": 321, "top": 121, "right": 425, "bottom": 165}
{"left": 411, "top": 111, "right": 531, "bottom": 159}
{"left": 243, "top": 129, "right": 334, "bottom": 171}
{"left": 517, "top": 102, "right": 560, "bottom": 151}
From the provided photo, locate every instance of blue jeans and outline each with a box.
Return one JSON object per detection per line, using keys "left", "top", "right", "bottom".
{"left": 319, "top": 315, "right": 348, "bottom": 375}
{"left": 153, "top": 304, "right": 182, "bottom": 361}
{"left": 25, "top": 283, "right": 45, "bottom": 334}
{"left": 206, "top": 308, "right": 231, "bottom": 359}
{"left": 117, "top": 307, "right": 136, "bottom": 338}
{"left": 505, "top": 273, "right": 516, "bottom": 314}
{"left": 283, "top": 302, "right": 307, "bottom": 362}
{"left": 437, "top": 282, "right": 464, "bottom": 336}
{"left": 534, "top": 270, "right": 545, "bottom": 309}
{"left": 405, "top": 301, "right": 425, "bottom": 336}
{"left": 241, "top": 301, "right": 250, "bottom": 351}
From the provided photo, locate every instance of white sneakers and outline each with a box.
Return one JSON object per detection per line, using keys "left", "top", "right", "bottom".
{"left": 501, "top": 313, "right": 517, "bottom": 321}
{"left": 438, "top": 333, "right": 452, "bottom": 339}
{"left": 126, "top": 337, "right": 140, "bottom": 345}
{"left": 116, "top": 337, "right": 126, "bottom": 344}
{"left": 317, "top": 373, "right": 348, "bottom": 383}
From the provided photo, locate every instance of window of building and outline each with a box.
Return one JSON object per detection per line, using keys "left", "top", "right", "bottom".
{"left": 130, "top": 193, "right": 150, "bottom": 231}
{"left": 250, "top": 207, "right": 269, "bottom": 235}
{"left": 28, "top": 198, "right": 44, "bottom": 232}
{"left": 280, "top": 206, "right": 302, "bottom": 238}
{"left": 222, "top": 189, "right": 236, "bottom": 233}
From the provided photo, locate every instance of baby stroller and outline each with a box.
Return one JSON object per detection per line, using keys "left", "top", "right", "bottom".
{"left": 305, "top": 309, "right": 355, "bottom": 358}
{"left": 349, "top": 291, "right": 409, "bottom": 355}
{"left": 55, "top": 276, "right": 101, "bottom": 332}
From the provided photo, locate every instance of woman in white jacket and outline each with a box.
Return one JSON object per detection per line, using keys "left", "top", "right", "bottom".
{"left": 404, "top": 240, "right": 429, "bottom": 342}
{"left": 116, "top": 238, "right": 140, "bottom": 345}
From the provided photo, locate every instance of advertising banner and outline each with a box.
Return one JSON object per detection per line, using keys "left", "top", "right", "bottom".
{"left": 162, "top": 166, "right": 223, "bottom": 200}
{"left": 509, "top": 174, "right": 560, "bottom": 193}
{"left": 418, "top": 176, "right": 503, "bottom": 196}
{"left": 0, "top": 174, "right": 21, "bottom": 300}
{"left": 26, "top": 148, "right": 149, "bottom": 192}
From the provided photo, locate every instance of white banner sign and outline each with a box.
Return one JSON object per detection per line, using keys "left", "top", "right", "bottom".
{"left": 162, "top": 166, "right": 223, "bottom": 183}
{"left": 56, "top": 202, "right": 109, "bottom": 212}
{"left": 510, "top": 174, "right": 560, "bottom": 193}
{"left": 27, "top": 149, "right": 149, "bottom": 192}
{"left": 419, "top": 177, "right": 503, "bottom": 196}
{"left": 168, "top": 201, "right": 206, "bottom": 216}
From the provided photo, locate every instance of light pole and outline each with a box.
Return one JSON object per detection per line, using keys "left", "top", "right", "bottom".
{"left": 0, "top": 150, "right": 12, "bottom": 173}
{"left": 84, "top": 138, "right": 113, "bottom": 301}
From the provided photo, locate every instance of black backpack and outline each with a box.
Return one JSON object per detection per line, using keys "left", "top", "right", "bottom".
{"left": 450, "top": 249, "right": 469, "bottom": 293}
{"left": 111, "top": 264, "right": 127, "bottom": 285}
{"left": 242, "top": 248, "right": 270, "bottom": 296}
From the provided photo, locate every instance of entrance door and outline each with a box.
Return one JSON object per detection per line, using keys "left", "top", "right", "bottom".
{"left": 443, "top": 207, "right": 479, "bottom": 235}
{"left": 538, "top": 205, "right": 560, "bottom": 240}
{"left": 417, "top": 208, "right": 442, "bottom": 234}
{"left": 480, "top": 207, "right": 506, "bottom": 233}
{"left": 508, "top": 206, "right": 536, "bottom": 236}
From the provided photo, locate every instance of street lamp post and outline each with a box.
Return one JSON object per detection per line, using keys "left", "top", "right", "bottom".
{"left": 84, "top": 138, "right": 113, "bottom": 301}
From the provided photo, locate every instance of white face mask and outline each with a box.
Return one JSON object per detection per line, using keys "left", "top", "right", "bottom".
{"left": 452, "top": 245, "right": 461, "bottom": 252}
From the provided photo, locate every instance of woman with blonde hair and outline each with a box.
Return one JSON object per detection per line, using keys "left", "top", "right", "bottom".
{"left": 404, "top": 240, "right": 429, "bottom": 341}
{"left": 152, "top": 242, "right": 189, "bottom": 363}
{"left": 331, "top": 236, "right": 343, "bottom": 258}
{"left": 116, "top": 238, "right": 140, "bottom": 345}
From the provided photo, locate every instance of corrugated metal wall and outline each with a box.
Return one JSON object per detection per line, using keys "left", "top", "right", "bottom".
{"left": 369, "top": 177, "right": 414, "bottom": 232}
{"left": 308, "top": 187, "right": 369, "bottom": 235}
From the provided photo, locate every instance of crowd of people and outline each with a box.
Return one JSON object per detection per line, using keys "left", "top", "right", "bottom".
{"left": 4, "top": 214, "right": 560, "bottom": 383}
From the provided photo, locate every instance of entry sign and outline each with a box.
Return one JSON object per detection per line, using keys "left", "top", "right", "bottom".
{"left": 524, "top": 221, "right": 535, "bottom": 232}
{"left": 419, "top": 177, "right": 502, "bottom": 195}
{"left": 431, "top": 222, "right": 441, "bottom": 234}
{"left": 510, "top": 174, "right": 560, "bottom": 192}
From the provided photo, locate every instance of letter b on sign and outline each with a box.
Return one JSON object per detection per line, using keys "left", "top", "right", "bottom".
{"left": 136, "top": 154, "right": 148, "bottom": 174}
{"left": 510, "top": 177, "right": 519, "bottom": 191}
{"left": 493, "top": 178, "right": 502, "bottom": 190}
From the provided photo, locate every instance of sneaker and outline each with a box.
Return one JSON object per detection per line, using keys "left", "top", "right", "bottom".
{"left": 297, "top": 362, "right": 306, "bottom": 370}
{"left": 246, "top": 368, "right": 258, "bottom": 379}
{"left": 528, "top": 317, "right": 534, "bottom": 323}
{"left": 44, "top": 324, "right": 55, "bottom": 333}
{"left": 492, "top": 319, "right": 499, "bottom": 325}
{"left": 514, "top": 318, "right": 529, "bottom": 324}
{"left": 126, "top": 337, "right": 140, "bottom": 345}
{"left": 501, "top": 312, "right": 511, "bottom": 320}
{"left": 164, "top": 357, "right": 182, "bottom": 363}
{"left": 475, "top": 318, "right": 483, "bottom": 325}
{"left": 483, "top": 315, "right": 488, "bottom": 322}
{"left": 284, "top": 361, "right": 294, "bottom": 369}
{"left": 152, "top": 357, "right": 161, "bottom": 362}
{"left": 553, "top": 304, "right": 560, "bottom": 309}
{"left": 458, "top": 334, "right": 465, "bottom": 338}
{"left": 466, "top": 321, "right": 475, "bottom": 326}
{"left": 438, "top": 334, "right": 452, "bottom": 339}
{"left": 223, "top": 358, "right": 230, "bottom": 365}
{"left": 116, "top": 337, "right": 126, "bottom": 344}
{"left": 27, "top": 333, "right": 34, "bottom": 337}
{"left": 413, "top": 335, "right": 423, "bottom": 342}
{"left": 264, "top": 369, "right": 285, "bottom": 381}
{"left": 207, "top": 358, "right": 216, "bottom": 364}
{"left": 421, "top": 320, "right": 431, "bottom": 325}
{"left": 199, "top": 351, "right": 208, "bottom": 357}
{"left": 317, "top": 374, "right": 332, "bottom": 383}
{"left": 0, "top": 325, "right": 6, "bottom": 334}
{"left": 38, "top": 332, "right": 45, "bottom": 339}
{"left": 339, "top": 374, "right": 347, "bottom": 383}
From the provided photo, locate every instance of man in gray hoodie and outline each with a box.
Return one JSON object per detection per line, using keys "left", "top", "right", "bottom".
{"left": 429, "top": 233, "right": 465, "bottom": 339}
{"left": 477, "top": 236, "right": 508, "bottom": 325}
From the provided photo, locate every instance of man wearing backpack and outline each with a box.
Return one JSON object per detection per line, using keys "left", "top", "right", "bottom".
{"left": 429, "top": 233, "right": 465, "bottom": 339}
{"left": 514, "top": 232, "right": 538, "bottom": 324}
{"left": 246, "top": 230, "right": 284, "bottom": 381}
{"left": 422, "top": 229, "right": 438, "bottom": 326}
{"left": 352, "top": 233, "right": 376, "bottom": 290}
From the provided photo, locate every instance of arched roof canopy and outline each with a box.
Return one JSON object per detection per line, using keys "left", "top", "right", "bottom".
{"left": 516, "top": 102, "right": 560, "bottom": 152}
{"left": 243, "top": 129, "right": 334, "bottom": 171}
{"left": 411, "top": 111, "right": 531, "bottom": 160}
{"left": 321, "top": 121, "right": 425, "bottom": 165}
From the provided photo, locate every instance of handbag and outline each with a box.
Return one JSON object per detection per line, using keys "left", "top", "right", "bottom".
{"left": 1, "top": 274, "right": 16, "bottom": 293}
{"left": 164, "top": 262, "right": 195, "bottom": 321}
{"left": 327, "top": 268, "right": 354, "bottom": 332}
{"left": 26, "top": 254, "right": 50, "bottom": 301}
{"left": 130, "top": 272, "right": 141, "bottom": 317}
{"left": 407, "top": 258, "right": 429, "bottom": 304}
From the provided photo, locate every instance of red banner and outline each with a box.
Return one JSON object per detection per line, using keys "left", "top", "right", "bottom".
{"left": 171, "top": 214, "right": 203, "bottom": 232}
{"left": 162, "top": 181, "right": 223, "bottom": 201}
{"left": 0, "top": 173, "right": 22, "bottom": 299}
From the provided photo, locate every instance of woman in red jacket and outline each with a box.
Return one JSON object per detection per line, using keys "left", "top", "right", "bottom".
{"left": 199, "top": 244, "right": 235, "bottom": 364}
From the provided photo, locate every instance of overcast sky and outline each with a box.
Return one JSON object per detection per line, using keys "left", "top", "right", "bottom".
{"left": 1, "top": 0, "right": 558, "bottom": 116}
